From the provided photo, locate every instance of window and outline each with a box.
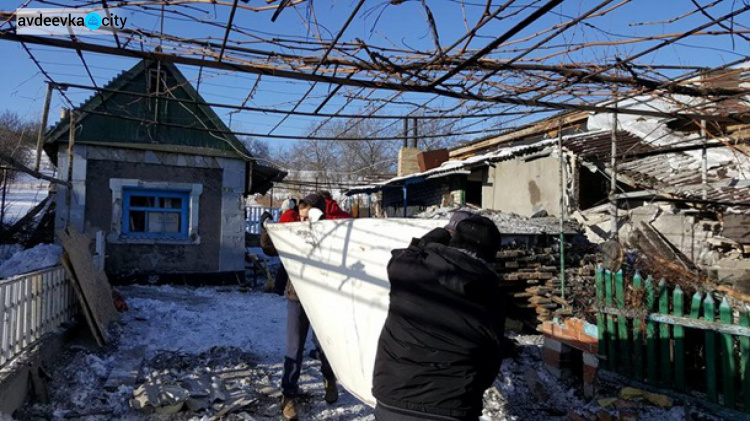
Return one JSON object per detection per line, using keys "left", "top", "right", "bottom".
{"left": 110, "top": 179, "right": 202, "bottom": 244}
{"left": 122, "top": 188, "right": 189, "bottom": 238}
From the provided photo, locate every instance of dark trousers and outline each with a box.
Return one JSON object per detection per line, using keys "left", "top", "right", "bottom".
{"left": 281, "top": 300, "right": 336, "bottom": 397}
{"left": 375, "top": 402, "right": 472, "bottom": 421}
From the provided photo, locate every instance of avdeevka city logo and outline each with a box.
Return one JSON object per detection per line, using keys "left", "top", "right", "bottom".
{"left": 15, "top": 8, "right": 128, "bottom": 36}
{"left": 84, "top": 12, "right": 101, "bottom": 30}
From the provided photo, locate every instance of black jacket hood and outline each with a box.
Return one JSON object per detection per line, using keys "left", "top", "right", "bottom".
{"left": 422, "top": 242, "right": 499, "bottom": 303}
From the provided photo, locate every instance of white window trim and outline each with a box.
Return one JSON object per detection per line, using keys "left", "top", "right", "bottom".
{"left": 109, "top": 179, "right": 203, "bottom": 244}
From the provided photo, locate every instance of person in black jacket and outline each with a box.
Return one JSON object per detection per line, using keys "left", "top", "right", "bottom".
{"left": 373, "top": 213, "right": 504, "bottom": 421}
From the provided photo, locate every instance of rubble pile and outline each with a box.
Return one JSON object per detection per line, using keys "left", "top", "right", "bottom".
{"left": 129, "top": 347, "right": 284, "bottom": 419}
{"left": 416, "top": 206, "right": 580, "bottom": 235}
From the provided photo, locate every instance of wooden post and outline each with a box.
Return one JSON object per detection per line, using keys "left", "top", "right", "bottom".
{"left": 720, "top": 298, "right": 736, "bottom": 407}
{"left": 705, "top": 294, "right": 718, "bottom": 403}
{"left": 632, "top": 271, "right": 644, "bottom": 380}
{"left": 35, "top": 82, "right": 54, "bottom": 172}
{"left": 674, "top": 286, "right": 685, "bottom": 391}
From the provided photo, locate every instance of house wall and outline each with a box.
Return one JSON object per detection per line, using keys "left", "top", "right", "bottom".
{"left": 381, "top": 176, "right": 465, "bottom": 217}
{"left": 482, "top": 156, "right": 562, "bottom": 216}
{"left": 55, "top": 145, "right": 246, "bottom": 277}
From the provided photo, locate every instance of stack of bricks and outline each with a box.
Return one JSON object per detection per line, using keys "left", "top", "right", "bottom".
{"left": 540, "top": 318, "right": 600, "bottom": 398}
{"left": 494, "top": 246, "right": 598, "bottom": 325}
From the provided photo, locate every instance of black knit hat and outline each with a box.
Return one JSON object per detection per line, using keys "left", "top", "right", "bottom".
{"left": 449, "top": 215, "right": 501, "bottom": 261}
{"left": 300, "top": 193, "right": 326, "bottom": 213}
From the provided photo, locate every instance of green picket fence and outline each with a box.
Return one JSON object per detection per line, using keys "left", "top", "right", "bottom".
{"left": 595, "top": 266, "right": 750, "bottom": 411}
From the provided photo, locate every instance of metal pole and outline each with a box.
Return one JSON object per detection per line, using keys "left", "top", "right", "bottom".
{"left": 66, "top": 110, "right": 75, "bottom": 229}
{"left": 412, "top": 117, "right": 418, "bottom": 148}
{"left": 403, "top": 119, "right": 408, "bottom": 148}
{"left": 1, "top": 168, "right": 7, "bottom": 226}
{"left": 701, "top": 120, "right": 707, "bottom": 200}
{"left": 558, "top": 120, "right": 565, "bottom": 302}
{"left": 34, "top": 82, "right": 54, "bottom": 172}
{"left": 403, "top": 185, "right": 408, "bottom": 218}
{"left": 610, "top": 96, "right": 618, "bottom": 241}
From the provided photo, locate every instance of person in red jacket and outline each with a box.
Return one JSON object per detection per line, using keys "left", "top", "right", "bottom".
{"left": 319, "top": 190, "right": 352, "bottom": 220}
{"left": 278, "top": 198, "right": 299, "bottom": 223}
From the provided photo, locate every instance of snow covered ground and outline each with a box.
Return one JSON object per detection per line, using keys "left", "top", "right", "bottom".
{"left": 0, "top": 243, "right": 62, "bottom": 279}
{"left": 15, "top": 285, "right": 709, "bottom": 421}
{"left": 1, "top": 188, "right": 49, "bottom": 225}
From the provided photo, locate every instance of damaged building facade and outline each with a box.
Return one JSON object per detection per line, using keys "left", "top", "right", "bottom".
{"left": 347, "top": 92, "right": 750, "bottom": 288}
{"left": 45, "top": 60, "right": 284, "bottom": 283}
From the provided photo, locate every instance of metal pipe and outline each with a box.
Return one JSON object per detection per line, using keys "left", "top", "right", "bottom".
{"left": 558, "top": 120, "right": 565, "bottom": 302}
{"left": 610, "top": 98, "right": 618, "bottom": 241}
{"left": 1, "top": 168, "right": 7, "bottom": 226}
{"left": 403, "top": 185, "right": 407, "bottom": 218}
{"left": 66, "top": 110, "right": 75, "bottom": 229}
{"left": 701, "top": 119, "right": 708, "bottom": 200}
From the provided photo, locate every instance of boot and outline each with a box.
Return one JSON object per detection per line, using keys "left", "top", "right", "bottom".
{"left": 281, "top": 396, "right": 298, "bottom": 421}
{"left": 324, "top": 379, "right": 338, "bottom": 404}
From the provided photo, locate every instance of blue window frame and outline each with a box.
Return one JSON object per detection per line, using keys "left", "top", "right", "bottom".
{"left": 122, "top": 187, "right": 190, "bottom": 238}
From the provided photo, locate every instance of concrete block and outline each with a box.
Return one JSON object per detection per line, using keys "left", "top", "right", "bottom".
{"left": 583, "top": 351, "right": 599, "bottom": 368}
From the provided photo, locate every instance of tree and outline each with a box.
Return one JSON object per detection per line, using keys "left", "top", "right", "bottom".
{"left": 0, "top": 110, "right": 39, "bottom": 165}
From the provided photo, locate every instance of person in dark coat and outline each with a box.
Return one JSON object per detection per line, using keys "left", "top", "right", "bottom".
{"left": 373, "top": 214, "right": 504, "bottom": 421}
{"left": 278, "top": 193, "right": 339, "bottom": 421}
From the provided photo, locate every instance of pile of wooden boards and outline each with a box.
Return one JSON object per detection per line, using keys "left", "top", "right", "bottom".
{"left": 494, "top": 245, "right": 598, "bottom": 326}
{"left": 58, "top": 227, "right": 119, "bottom": 346}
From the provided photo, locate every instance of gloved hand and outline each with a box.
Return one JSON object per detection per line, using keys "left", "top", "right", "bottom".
{"left": 261, "top": 211, "right": 274, "bottom": 227}
{"left": 308, "top": 208, "right": 324, "bottom": 222}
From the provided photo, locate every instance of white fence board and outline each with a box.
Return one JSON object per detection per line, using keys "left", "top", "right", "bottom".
{"left": 0, "top": 266, "right": 78, "bottom": 368}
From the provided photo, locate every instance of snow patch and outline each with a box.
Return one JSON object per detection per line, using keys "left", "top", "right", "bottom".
{"left": 0, "top": 243, "right": 63, "bottom": 279}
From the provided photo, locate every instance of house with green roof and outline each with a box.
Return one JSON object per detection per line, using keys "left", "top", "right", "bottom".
{"left": 45, "top": 59, "right": 285, "bottom": 283}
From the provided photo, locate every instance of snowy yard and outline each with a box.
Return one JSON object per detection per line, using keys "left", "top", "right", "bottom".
{"left": 15, "top": 285, "right": 700, "bottom": 421}
{"left": 1, "top": 188, "right": 49, "bottom": 225}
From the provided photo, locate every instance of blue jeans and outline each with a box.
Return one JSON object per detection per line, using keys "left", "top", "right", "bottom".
{"left": 281, "top": 300, "right": 335, "bottom": 397}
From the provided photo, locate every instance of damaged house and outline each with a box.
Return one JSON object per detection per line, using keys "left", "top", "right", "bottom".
{"left": 347, "top": 97, "right": 750, "bottom": 287}
{"left": 44, "top": 59, "right": 285, "bottom": 283}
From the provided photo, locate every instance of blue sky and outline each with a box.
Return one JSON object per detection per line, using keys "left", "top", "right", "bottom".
{"left": 1, "top": 0, "right": 748, "bottom": 152}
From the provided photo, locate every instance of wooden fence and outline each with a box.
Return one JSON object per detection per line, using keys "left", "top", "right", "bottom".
{"left": 246, "top": 206, "right": 280, "bottom": 235}
{"left": 0, "top": 266, "right": 78, "bottom": 367}
{"left": 596, "top": 267, "right": 750, "bottom": 411}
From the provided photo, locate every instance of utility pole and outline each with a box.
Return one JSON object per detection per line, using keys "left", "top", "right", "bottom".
{"left": 35, "top": 82, "right": 54, "bottom": 172}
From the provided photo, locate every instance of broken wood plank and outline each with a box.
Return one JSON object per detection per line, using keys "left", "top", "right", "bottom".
{"left": 61, "top": 254, "right": 105, "bottom": 347}
{"left": 58, "top": 228, "right": 119, "bottom": 345}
